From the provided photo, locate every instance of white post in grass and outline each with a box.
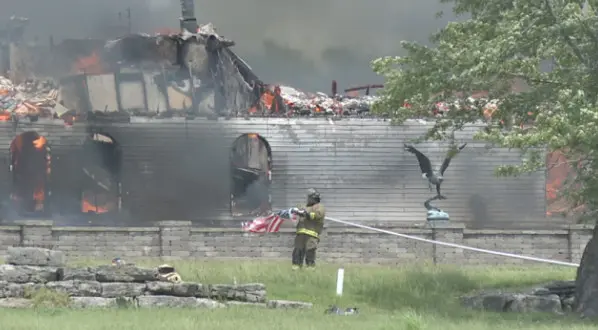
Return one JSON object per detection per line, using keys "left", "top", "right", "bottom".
{"left": 336, "top": 268, "right": 345, "bottom": 296}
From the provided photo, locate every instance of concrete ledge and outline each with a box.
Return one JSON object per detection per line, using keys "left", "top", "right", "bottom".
{"left": 0, "top": 226, "right": 21, "bottom": 231}
{"left": 568, "top": 224, "right": 595, "bottom": 230}
{"left": 188, "top": 227, "right": 434, "bottom": 234}
{"left": 157, "top": 221, "right": 192, "bottom": 227}
{"left": 52, "top": 227, "right": 159, "bottom": 233}
{"left": 0, "top": 222, "right": 593, "bottom": 265}
{"left": 13, "top": 220, "right": 53, "bottom": 226}
{"left": 191, "top": 227, "right": 255, "bottom": 233}
{"left": 426, "top": 222, "right": 466, "bottom": 229}
{"left": 323, "top": 227, "right": 432, "bottom": 234}
{"left": 464, "top": 229, "right": 570, "bottom": 235}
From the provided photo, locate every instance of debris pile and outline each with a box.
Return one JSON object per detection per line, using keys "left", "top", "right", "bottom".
{"left": 249, "top": 84, "right": 381, "bottom": 117}
{"left": 0, "top": 76, "right": 60, "bottom": 121}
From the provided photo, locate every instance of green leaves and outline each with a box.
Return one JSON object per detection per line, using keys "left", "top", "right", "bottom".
{"left": 372, "top": 0, "right": 598, "bottom": 216}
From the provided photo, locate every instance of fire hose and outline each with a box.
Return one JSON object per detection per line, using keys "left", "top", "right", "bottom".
{"left": 324, "top": 216, "right": 580, "bottom": 268}
{"left": 241, "top": 208, "right": 580, "bottom": 267}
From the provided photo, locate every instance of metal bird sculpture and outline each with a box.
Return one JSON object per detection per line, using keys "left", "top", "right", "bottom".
{"left": 404, "top": 143, "right": 468, "bottom": 199}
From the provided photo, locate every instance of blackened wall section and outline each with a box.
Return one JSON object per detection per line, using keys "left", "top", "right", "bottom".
{"left": 0, "top": 118, "right": 548, "bottom": 227}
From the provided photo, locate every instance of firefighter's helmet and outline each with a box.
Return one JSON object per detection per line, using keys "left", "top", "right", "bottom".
{"left": 307, "top": 188, "right": 321, "bottom": 203}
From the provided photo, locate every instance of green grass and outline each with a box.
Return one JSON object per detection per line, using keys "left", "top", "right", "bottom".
{"left": 1, "top": 259, "right": 595, "bottom": 330}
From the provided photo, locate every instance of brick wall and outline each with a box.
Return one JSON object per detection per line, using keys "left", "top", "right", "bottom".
{"left": 0, "top": 220, "right": 592, "bottom": 266}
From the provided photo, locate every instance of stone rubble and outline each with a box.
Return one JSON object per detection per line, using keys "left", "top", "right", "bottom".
{"left": 0, "top": 247, "right": 312, "bottom": 309}
{"left": 461, "top": 280, "right": 576, "bottom": 315}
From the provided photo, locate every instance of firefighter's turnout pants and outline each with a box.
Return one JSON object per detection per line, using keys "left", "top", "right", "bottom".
{"left": 292, "top": 233, "right": 319, "bottom": 267}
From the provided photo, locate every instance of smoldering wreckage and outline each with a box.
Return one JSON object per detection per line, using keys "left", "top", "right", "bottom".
{"left": 0, "top": 13, "right": 393, "bottom": 226}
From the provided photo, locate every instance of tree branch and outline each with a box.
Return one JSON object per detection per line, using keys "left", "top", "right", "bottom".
{"left": 544, "top": 0, "right": 589, "bottom": 67}
{"left": 504, "top": 72, "right": 565, "bottom": 87}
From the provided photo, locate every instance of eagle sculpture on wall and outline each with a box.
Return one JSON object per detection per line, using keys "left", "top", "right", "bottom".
{"left": 404, "top": 143, "right": 467, "bottom": 199}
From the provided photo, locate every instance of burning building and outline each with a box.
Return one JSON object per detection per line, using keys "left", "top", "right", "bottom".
{"left": 0, "top": 113, "right": 550, "bottom": 228}
{"left": 0, "top": 3, "right": 554, "bottom": 228}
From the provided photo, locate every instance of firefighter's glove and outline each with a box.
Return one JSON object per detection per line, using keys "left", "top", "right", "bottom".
{"left": 292, "top": 208, "right": 307, "bottom": 216}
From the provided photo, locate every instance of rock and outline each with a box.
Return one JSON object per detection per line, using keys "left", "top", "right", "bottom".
{"left": 58, "top": 267, "right": 97, "bottom": 281}
{"left": 267, "top": 300, "right": 313, "bottom": 309}
{"left": 506, "top": 294, "right": 563, "bottom": 314}
{"left": 544, "top": 280, "right": 576, "bottom": 294}
{"left": 563, "top": 296, "right": 575, "bottom": 313}
{"left": 45, "top": 281, "right": 102, "bottom": 297}
{"left": 172, "top": 282, "right": 203, "bottom": 297}
{"left": 146, "top": 281, "right": 174, "bottom": 295}
{"left": 0, "top": 298, "right": 33, "bottom": 308}
{"left": 227, "top": 301, "right": 267, "bottom": 308}
{"left": 136, "top": 296, "right": 226, "bottom": 308}
{"left": 236, "top": 283, "right": 267, "bottom": 291}
{"left": 101, "top": 283, "right": 146, "bottom": 298}
{"left": 70, "top": 297, "right": 136, "bottom": 308}
{"left": 529, "top": 287, "right": 552, "bottom": 296}
{"left": 137, "top": 296, "right": 195, "bottom": 308}
{"left": 460, "top": 292, "right": 515, "bottom": 312}
{"left": 209, "top": 283, "right": 266, "bottom": 303}
{"left": 461, "top": 291, "right": 563, "bottom": 314}
{"left": 246, "top": 290, "right": 267, "bottom": 303}
{"left": 0, "top": 265, "right": 58, "bottom": 283}
{"left": 0, "top": 281, "right": 44, "bottom": 298}
{"left": 6, "top": 247, "right": 65, "bottom": 267}
{"left": 70, "top": 297, "right": 117, "bottom": 308}
{"left": 529, "top": 280, "right": 576, "bottom": 297}
{"left": 196, "top": 298, "right": 227, "bottom": 308}
{"left": 94, "top": 265, "right": 158, "bottom": 283}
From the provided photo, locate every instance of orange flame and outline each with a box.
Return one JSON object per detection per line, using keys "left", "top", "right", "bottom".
{"left": 155, "top": 28, "right": 179, "bottom": 35}
{"left": 0, "top": 111, "right": 11, "bottom": 121}
{"left": 545, "top": 150, "right": 582, "bottom": 217}
{"left": 82, "top": 199, "right": 110, "bottom": 214}
{"left": 248, "top": 85, "right": 290, "bottom": 114}
{"left": 73, "top": 52, "right": 104, "bottom": 74}
{"left": 33, "top": 136, "right": 47, "bottom": 150}
{"left": 33, "top": 186, "right": 45, "bottom": 211}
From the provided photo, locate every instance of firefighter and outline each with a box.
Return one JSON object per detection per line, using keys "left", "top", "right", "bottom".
{"left": 156, "top": 264, "right": 182, "bottom": 283}
{"left": 291, "top": 188, "right": 326, "bottom": 270}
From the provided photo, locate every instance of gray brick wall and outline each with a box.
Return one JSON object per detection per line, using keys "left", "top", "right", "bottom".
{"left": 97, "top": 118, "right": 547, "bottom": 226}
{"left": 0, "top": 221, "right": 592, "bottom": 266}
{"left": 52, "top": 227, "right": 161, "bottom": 258}
{"left": 0, "top": 118, "right": 548, "bottom": 228}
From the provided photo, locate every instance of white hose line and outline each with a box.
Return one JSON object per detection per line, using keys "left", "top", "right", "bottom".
{"left": 325, "top": 216, "right": 580, "bottom": 268}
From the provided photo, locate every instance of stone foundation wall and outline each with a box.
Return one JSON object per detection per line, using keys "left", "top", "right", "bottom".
{"left": 0, "top": 221, "right": 593, "bottom": 265}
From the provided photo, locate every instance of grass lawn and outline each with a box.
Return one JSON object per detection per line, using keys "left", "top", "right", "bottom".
{"left": 0, "top": 259, "right": 595, "bottom": 330}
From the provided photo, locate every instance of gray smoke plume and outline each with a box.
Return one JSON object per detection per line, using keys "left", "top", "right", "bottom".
{"left": 3, "top": 0, "right": 456, "bottom": 91}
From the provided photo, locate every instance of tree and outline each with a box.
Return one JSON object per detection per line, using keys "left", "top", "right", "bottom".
{"left": 370, "top": 0, "right": 598, "bottom": 318}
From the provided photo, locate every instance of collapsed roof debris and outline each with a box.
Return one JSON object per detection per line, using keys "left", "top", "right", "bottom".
{"left": 100, "top": 22, "right": 256, "bottom": 115}
{"left": 0, "top": 76, "right": 62, "bottom": 121}
{"left": 250, "top": 84, "right": 381, "bottom": 117}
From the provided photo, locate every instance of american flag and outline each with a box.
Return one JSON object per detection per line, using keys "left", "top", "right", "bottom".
{"left": 242, "top": 208, "right": 297, "bottom": 233}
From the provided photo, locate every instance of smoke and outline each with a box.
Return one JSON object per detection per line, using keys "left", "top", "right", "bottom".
{"left": 3, "top": 0, "right": 456, "bottom": 91}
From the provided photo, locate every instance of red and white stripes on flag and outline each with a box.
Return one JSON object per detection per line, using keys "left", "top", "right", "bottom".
{"left": 242, "top": 210, "right": 297, "bottom": 233}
